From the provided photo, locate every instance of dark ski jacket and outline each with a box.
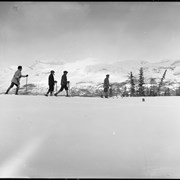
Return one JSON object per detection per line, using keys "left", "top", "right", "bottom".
{"left": 61, "top": 74, "right": 67, "bottom": 86}
{"left": 104, "top": 77, "right": 110, "bottom": 88}
{"left": 48, "top": 74, "right": 55, "bottom": 86}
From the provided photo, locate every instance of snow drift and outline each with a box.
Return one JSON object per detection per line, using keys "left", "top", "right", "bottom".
{"left": 0, "top": 95, "right": 180, "bottom": 178}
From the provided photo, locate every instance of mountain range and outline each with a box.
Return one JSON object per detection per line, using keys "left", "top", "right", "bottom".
{"left": 1, "top": 58, "right": 180, "bottom": 96}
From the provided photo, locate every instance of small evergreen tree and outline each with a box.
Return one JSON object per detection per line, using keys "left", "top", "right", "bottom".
{"left": 138, "top": 67, "right": 145, "bottom": 96}
{"left": 157, "top": 69, "right": 167, "bottom": 96}
{"left": 176, "top": 86, "right": 180, "bottom": 96}
{"left": 164, "top": 87, "right": 170, "bottom": 96}
{"left": 150, "top": 78, "right": 157, "bottom": 96}
{"left": 129, "top": 72, "right": 135, "bottom": 96}
{"left": 122, "top": 86, "right": 129, "bottom": 97}
{"left": 145, "top": 86, "right": 150, "bottom": 96}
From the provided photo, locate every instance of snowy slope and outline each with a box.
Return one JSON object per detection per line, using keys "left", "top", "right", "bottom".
{"left": 0, "top": 95, "right": 180, "bottom": 178}
{"left": 1, "top": 58, "right": 180, "bottom": 95}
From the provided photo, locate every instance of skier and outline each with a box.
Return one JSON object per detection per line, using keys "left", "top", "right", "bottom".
{"left": 103, "top": 74, "right": 110, "bottom": 98}
{"left": 5, "top": 66, "right": 28, "bottom": 95}
{"left": 54, "top": 71, "right": 70, "bottom": 97}
{"left": 45, "top": 70, "right": 57, "bottom": 96}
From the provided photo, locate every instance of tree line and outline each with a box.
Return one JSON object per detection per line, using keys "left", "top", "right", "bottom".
{"left": 124, "top": 67, "right": 178, "bottom": 97}
{"left": 123, "top": 67, "right": 170, "bottom": 96}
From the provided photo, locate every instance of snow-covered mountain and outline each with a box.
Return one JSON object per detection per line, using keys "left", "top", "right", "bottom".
{"left": 1, "top": 58, "right": 180, "bottom": 96}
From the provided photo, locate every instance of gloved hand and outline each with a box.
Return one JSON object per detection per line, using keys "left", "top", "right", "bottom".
{"left": 54, "top": 81, "right": 57, "bottom": 83}
{"left": 26, "top": 75, "right": 28, "bottom": 77}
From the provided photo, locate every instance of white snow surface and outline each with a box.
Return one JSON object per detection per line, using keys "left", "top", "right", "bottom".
{"left": 0, "top": 95, "right": 180, "bottom": 178}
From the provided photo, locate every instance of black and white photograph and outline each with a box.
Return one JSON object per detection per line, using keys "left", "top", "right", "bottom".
{"left": 1, "top": 1, "right": 180, "bottom": 178}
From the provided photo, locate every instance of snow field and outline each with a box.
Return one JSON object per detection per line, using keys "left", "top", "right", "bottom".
{"left": 0, "top": 95, "right": 180, "bottom": 178}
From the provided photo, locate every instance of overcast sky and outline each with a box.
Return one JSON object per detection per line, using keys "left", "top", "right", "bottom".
{"left": 1, "top": 2, "right": 180, "bottom": 67}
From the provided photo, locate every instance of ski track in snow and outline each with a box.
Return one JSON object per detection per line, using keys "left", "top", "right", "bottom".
{"left": 0, "top": 95, "right": 180, "bottom": 177}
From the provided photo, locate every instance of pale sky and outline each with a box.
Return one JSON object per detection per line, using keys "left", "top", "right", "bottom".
{"left": 1, "top": 2, "right": 180, "bottom": 67}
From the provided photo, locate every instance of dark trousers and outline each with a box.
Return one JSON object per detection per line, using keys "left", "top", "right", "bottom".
{"left": 104, "top": 87, "right": 109, "bottom": 98}
{"left": 6, "top": 82, "right": 19, "bottom": 94}
{"left": 46, "top": 85, "right": 54, "bottom": 95}
{"left": 59, "top": 84, "right": 68, "bottom": 91}
{"left": 55, "top": 84, "right": 69, "bottom": 96}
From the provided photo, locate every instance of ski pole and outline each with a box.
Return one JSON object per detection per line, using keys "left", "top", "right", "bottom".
{"left": 69, "top": 81, "right": 70, "bottom": 96}
{"left": 67, "top": 81, "right": 70, "bottom": 96}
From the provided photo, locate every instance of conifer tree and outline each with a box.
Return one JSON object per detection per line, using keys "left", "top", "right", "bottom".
{"left": 122, "top": 86, "right": 129, "bottom": 97}
{"left": 129, "top": 72, "right": 135, "bottom": 96}
{"left": 150, "top": 78, "right": 157, "bottom": 96}
{"left": 138, "top": 67, "right": 145, "bottom": 96}
{"left": 164, "top": 87, "right": 170, "bottom": 96}
{"left": 157, "top": 69, "right": 167, "bottom": 96}
{"left": 176, "top": 86, "right": 180, "bottom": 96}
